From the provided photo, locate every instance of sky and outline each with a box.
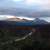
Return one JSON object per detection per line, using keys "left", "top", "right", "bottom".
{"left": 0, "top": 0, "right": 49, "bottom": 21}
{"left": 13, "top": 0, "right": 48, "bottom": 11}
{"left": 0, "top": 0, "right": 48, "bottom": 11}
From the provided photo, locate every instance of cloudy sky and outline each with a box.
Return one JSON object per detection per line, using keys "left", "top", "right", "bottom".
{"left": 0, "top": 0, "right": 49, "bottom": 22}
{"left": 0, "top": 0, "right": 48, "bottom": 11}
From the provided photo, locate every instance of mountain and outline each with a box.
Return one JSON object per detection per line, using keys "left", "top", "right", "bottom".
{"left": 6, "top": 18, "right": 30, "bottom": 22}
{"left": 32, "top": 18, "right": 48, "bottom": 25}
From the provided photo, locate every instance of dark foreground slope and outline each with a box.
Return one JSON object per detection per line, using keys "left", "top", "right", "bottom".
{"left": 0, "top": 21, "right": 16, "bottom": 28}
{"left": 0, "top": 20, "right": 50, "bottom": 50}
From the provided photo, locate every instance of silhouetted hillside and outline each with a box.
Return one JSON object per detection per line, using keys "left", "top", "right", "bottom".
{"left": 33, "top": 18, "right": 48, "bottom": 24}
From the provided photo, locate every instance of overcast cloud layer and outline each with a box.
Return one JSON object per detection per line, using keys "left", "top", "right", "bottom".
{"left": 0, "top": 0, "right": 49, "bottom": 19}
{"left": 0, "top": 0, "right": 48, "bottom": 11}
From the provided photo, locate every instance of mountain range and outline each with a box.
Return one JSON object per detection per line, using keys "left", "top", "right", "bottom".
{"left": 16, "top": 18, "right": 49, "bottom": 26}
{"left": 32, "top": 18, "right": 48, "bottom": 24}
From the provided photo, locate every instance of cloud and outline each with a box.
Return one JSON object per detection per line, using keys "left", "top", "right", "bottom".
{"left": 17, "top": 16, "right": 35, "bottom": 20}
{"left": 0, "top": 0, "right": 49, "bottom": 11}
{"left": 13, "top": 0, "right": 48, "bottom": 10}
{"left": 13, "top": 0, "right": 21, "bottom": 1}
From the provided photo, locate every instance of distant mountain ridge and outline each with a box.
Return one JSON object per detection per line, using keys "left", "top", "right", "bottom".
{"left": 0, "top": 18, "right": 49, "bottom": 28}
{"left": 32, "top": 18, "right": 48, "bottom": 25}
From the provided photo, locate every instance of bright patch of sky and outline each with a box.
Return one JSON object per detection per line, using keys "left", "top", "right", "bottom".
{"left": 0, "top": 15, "right": 15, "bottom": 20}
{"left": 12, "top": 0, "right": 48, "bottom": 11}
{"left": 0, "top": 0, "right": 48, "bottom": 11}
{"left": 13, "top": 0, "right": 21, "bottom": 1}
{"left": 0, "top": 15, "right": 35, "bottom": 20}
